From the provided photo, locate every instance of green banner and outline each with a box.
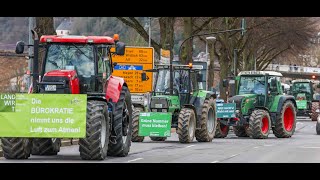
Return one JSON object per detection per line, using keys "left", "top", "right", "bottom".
{"left": 0, "top": 93, "right": 87, "bottom": 138}
{"left": 216, "top": 103, "right": 236, "bottom": 118}
{"left": 296, "top": 100, "right": 307, "bottom": 110}
{"left": 139, "top": 112, "right": 171, "bottom": 137}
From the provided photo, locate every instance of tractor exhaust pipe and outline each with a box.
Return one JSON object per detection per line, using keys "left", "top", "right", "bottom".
{"left": 31, "top": 30, "right": 39, "bottom": 93}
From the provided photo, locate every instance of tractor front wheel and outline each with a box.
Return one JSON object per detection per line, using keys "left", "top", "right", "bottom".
{"left": 108, "top": 86, "right": 133, "bottom": 157}
{"left": 79, "top": 101, "right": 110, "bottom": 160}
{"left": 31, "top": 138, "right": 61, "bottom": 155}
{"left": 214, "top": 121, "right": 229, "bottom": 138}
{"left": 273, "top": 101, "right": 296, "bottom": 138}
{"left": 131, "top": 107, "right": 144, "bottom": 142}
{"left": 247, "top": 110, "right": 271, "bottom": 139}
{"left": 311, "top": 102, "right": 319, "bottom": 121}
{"left": 177, "top": 108, "right": 196, "bottom": 143}
{"left": 195, "top": 97, "right": 217, "bottom": 142}
{"left": 1, "top": 138, "right": 32, "bottom": 159}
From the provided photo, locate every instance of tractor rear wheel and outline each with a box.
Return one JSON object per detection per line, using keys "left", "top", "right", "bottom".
{"left": 214, "top": 121, "right": 229, "bottom": 138}
{"left": 150, "top": 137, "right": 167, "bottom": 141}
{"left": 317, "top": 121, "right": 320, "bottom": 135}
{"left": 273, "top": 101, "right": 296, "bottom": 138}
{"left": 233, "top": 126, "right": 249, "bottom": 137}
{"left": 79, "top": 100, "right": 110, "bottom": 160}
{"left": 1, "top": 138, "right": 32, "bottom": 159}
{"left": 31, "top": 138, "right": 61, "bottom": 155}
{"left": 311, "top": 102, "right": 319, "bottom": 121}
{"left": 195, "top": 97, "right": 217, "bottom": 142}
{"left": 108, "top": 86, "right": 133, "bottom": 157}
{"left": 247, "top": 110, "right": 271, "bottom": 139}
{"left": 131, "top": 107, "right": 144, "bottom": 142}
{"left": 177, "top": 108, "right": 196, "bottom": 143}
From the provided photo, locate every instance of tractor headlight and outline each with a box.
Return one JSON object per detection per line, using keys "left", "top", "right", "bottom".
{"left": 162, "top": 109, "right": 168, "bottom": 112}
{"left": 152, "top": 109, "right": 157, "bottom": 112}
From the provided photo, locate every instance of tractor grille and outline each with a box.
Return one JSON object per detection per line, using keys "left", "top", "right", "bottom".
{"left": 228, "top": 96, "right": 244, "bottom": 110}
{"left": 150, "top": 97, "right": 169, "bottom": 109}
{"left": 39, "top": 76, "right": 71, "bottom": 94}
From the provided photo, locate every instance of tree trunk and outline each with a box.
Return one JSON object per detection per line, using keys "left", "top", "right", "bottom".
{"left": 218, "top": 49, "right": 229, "bottom": 101}
{"left": 207, "top": 42, "right": 215, "bottom": 90}
{"left": 181, "top": 17, "right": 193, "bottom": 64}
{"left": 159, "top": 17, "right": 175, "bottom": 61}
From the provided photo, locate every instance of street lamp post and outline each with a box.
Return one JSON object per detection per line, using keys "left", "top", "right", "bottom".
{"left": 149, "top": 17, "right": 151, "bottom": 47}
{"left": 205, "top": 36, "right": 216, "bottom": 90}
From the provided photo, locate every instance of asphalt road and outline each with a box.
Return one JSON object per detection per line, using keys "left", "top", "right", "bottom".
{"left": 1, "top": 117, "right": 319, "bottom": 163}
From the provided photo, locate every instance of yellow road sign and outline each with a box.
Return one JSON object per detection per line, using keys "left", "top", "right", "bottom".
{"left": 112, "top": 63, "right": 153, "bottom": 93}
{"left": 111, "top": 47, "right": 154, "bottom": 93}
{"left": 112, "top": 46, "right": 154, "bottom": 64}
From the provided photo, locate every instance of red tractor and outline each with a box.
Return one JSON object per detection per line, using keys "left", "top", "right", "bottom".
{"left": 1, "top": 30, "right": 133, "bottom": 160}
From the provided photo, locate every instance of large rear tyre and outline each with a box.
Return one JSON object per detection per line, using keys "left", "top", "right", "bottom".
{"left": 79, "top": 101, "right": 110, "bottom": 160}
{"left": 131, "top": 108, "right": 144, "bottom": 142}
{"left": 233, "top": 126, "right": 249, "bottom": 137}
{"left": 108, "top": 86, "right": 133, "bottom": 157}
{"left": 31, "top": 138, "right": 61, "bottom": 155}
{"left": 247, "top": 110, "right": 271, "bottom": 139}
{"left": 150, "top": 137, "right": 167, "bottom": 141}
{"left": 177, "top": 108, "right": 196, "bottom": 143}
{"left": 311, "top": 102, "right": 319, "bottom": 121}
{"left": 195, "top": 97, "right": 217, "bottom": 142}
{"left": 273, "top": 101, "right": 296, "bottom": 138}
{"left": 1, "top": 138, "right": 32, "bottom": 159}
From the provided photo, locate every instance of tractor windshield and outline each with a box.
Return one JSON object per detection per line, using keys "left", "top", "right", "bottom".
{"left": 155, "top": 69, "right": 190, "bottom": 94}
{"left": 45, "top": 44, "right": 94, "bottom": 78}
{"left": 239, "top": 76, "right": 266, "bottom": 95}
{"left": 292, "top": 82, "right": 311, "bottom": 94}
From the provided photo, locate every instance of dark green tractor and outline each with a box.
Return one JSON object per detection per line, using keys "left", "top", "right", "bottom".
{"left": 290, "top": 79, "right": 319, "bottom": 121}
{"left": 215, "top": 71, "right": 297, "bottom": 139}
{"left": 131, "top": 63, "right": 217, "bottom": 143}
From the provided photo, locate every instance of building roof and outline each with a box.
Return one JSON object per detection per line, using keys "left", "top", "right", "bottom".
{"left": 238, "top": 71, "right": 283, "bottom": 76}
{"left": 56, "top": 19, "right": 73, "bottom": 31}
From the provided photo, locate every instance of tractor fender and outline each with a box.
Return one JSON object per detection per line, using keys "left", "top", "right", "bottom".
{"left": 276, "top": 96, "right": 297, "bottom": 113}
{"left": 182, "top": 104, "right": 200, "bottom": 129}
{"left": 105, "top": 75, "right": 127, "bottom": 103}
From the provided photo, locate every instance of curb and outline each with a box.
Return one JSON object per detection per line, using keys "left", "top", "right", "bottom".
{"left": 0, "top": 139, "right": 79, "bottom": 157}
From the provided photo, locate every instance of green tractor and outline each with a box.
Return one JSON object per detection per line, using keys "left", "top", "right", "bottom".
{"left": 215, "top": 71, "right": 297, "bottom": 139}
{"left": 131, "top": 63, "right": 217, "bottom": 143}
{"left": 290, "top": 79, "right": 319, "bottom": 121}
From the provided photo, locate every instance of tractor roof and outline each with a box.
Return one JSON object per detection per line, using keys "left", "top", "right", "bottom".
{"left": 40, "top": 35, "right": 115, "bottom": 44}
{"left": 238, "top": 71, "right": 283, "bottom": 77}
{"left": 292, "top": 79, "right": 312, "bottom": 83}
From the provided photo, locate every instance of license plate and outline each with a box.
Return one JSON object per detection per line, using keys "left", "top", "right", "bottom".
{"left": 45, "top": 85, "right": 56, "bottom": 91}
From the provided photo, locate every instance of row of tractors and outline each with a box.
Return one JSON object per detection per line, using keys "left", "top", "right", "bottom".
{"left": 2, "top": 30, "right": 317, "bottom": 161}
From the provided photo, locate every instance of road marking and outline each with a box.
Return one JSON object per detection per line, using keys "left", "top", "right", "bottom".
{"left": 264, "top": 144, "right": 273, "bottom": 147}
{"left": 229, "top": 154, "right": 240, "bottom": 158}
{"left": 185, "top": 145, "right": 195, "bottom": 148}
{"left": 300, "top": 147, "right": 320, "bottom": 149}
{"left": 211, "top": 160, "right": 219, "bottom": 163}
{"left": 297, "top": 122, "right": 301, "bottom": 124}
{"left": 127, "top": 158, "right": 143, "bottom": 162}
{"left": 253, "top": 146, "right": 259, "bottom": 149}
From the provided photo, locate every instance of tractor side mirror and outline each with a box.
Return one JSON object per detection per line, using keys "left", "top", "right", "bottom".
{"left": 115, "top": 42, "right": 125, "bottom": 55}
{"left": 141, "top": 72, "right": 148, "bottom": 81}
{"left": 222, "top": 79, "right": 229, "bottom": 87}
{"left": 196, "top": 73, "right": 204, "bottom": 82}
{"left": 15, "top": 41, "right": 25, "bottom": 54}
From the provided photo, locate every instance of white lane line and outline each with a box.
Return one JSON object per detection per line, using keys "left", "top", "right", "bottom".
{"left": 185, "top": 145, "right": 195, "bottom": 148}
{"left": 297, "top": 122, "right": 301, "bottom": 124}
{"left": 253, "top": 146, "right": 259, "bottom": 149}
{"left": 300, "top": 147, "right": 320, "bottom": 149}
{"left": 229, "top": 154, "right": 240, "bottom": 158}
{"left": 211, "top": 160, "right": 219, "bottom": 163}
{"left": 127, "top": 158, "right": 143, "bottom": 162}
{"left": 264, "top": 144, "right": 273, "bottom": 147}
